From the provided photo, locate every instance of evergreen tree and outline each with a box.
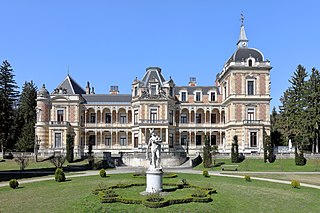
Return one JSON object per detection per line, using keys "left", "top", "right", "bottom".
{"left": 15, "top": 81, "right": 37, "bottom": 151}
{"left": 231, "top": 135, "right": 239, "bottom": 163}
{"left": 0, "top": 60, "right": 19, "bottom": 157}
{"left": 280, "top": 65, "right": 308, "bottom": 151}
{"left": 66, "top": 134, "right": 74, "bottom": 163}
{"left": 203, "top": 135, "right": 212, "bottom": 168}
{"left": 270, "top": 107, "right": 285, "bottom": 146}
{"left": 304, "top": 68, "right": 320, "bottom": 153}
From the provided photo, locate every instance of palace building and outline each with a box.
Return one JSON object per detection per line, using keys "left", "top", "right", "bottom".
{"left": 35, "top": 22, "right": 271, "bottom": 166}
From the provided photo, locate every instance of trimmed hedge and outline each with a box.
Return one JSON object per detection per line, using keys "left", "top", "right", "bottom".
{"left": 54, "top": 168, "right": 66, "bottom": 182}
{"left": 99, "top": 169, "right": 107, "bottom": 178}
{"left": 95, "top": 181, "right": 216, "bottom": 208}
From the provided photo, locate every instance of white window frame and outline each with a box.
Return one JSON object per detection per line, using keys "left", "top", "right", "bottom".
{"left": 150, "top": 84, "right": 157, "bottom": 95}
{"left": 120, "top": 113, "right": 127, "bottom": 124}
{"left": 247, "top": 57, "right": 256, "bottom": 67}
{"left": 180, "top": 90, "right": 188, "bottom": 102}
{"left": 247, "top": 108, "right": 255, "bottom": 121}
{"left": 54, "top": 132, "right": 62, "bottom": 148}
{"left": 194, "top": 90, "right": 202, "bottom": 102}
{"left": 208, "top": 91, "right": 216, "bottom": 102}
{"left": 249, "top": 131, "right": 258, "bottom": 147}
{"left": 246, "top": 79, "right": 256, "bottom": 95}
{"left": 120, "top": 135, "right": 127, "bottom": 146}
{"left": 180, "top": 113, "right": 188, "bottom": 123}
{"left": 105, "top": 137, "right": 112, "bottom": 147}
{"left": 150, "top": 108, "right": 158, "bottom": 123}
{"left": 56, "top": 109, "right": 64, "bottom": 122}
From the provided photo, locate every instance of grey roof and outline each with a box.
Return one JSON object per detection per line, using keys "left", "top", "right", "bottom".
{"left": 227, "top": 48, "right": 264, "bottom": 63}
{"left": 54, "top": 75, "right": 86, "bottom": 95}
{"left": 141, "top": 67, "right": 166, "bottom": 87}
{"left": 237, "top": 25, "right": 248, "bottom": 44}
{"left": 175, "top": 86, "right": 219, "bottom": 95}
{"left": 83, "top": 94, "right": 132, "bottom": 103}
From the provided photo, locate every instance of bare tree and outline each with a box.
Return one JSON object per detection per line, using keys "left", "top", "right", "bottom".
{"left": 14, "top": 153, "right": 30, "bottom": 170}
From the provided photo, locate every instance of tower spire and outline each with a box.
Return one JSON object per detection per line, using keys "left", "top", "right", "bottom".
{"left": 237, "top": 13, "right": 248, "bottom": 48}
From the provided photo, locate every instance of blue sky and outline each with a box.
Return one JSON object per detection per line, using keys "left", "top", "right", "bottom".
{"left": 1, "top": 0, "right": 319, "bottom": 110}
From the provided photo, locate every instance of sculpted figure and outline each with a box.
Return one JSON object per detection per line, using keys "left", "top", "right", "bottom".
{"left": 146, "top": 129, "right": 162, "bottom": 169}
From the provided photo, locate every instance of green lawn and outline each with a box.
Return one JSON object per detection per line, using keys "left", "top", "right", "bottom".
{"left": 0, "top": 173, "right": 319, "bottom": 213}
{"left": 196, "top": 158, "right": 320, "bottom": 172}
{"left": 0, "top": 158, "right": 89, "bottom": 171}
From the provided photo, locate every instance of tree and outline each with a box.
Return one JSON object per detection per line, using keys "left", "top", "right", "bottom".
{"left": 0, "top": 60, "right": 19, "bottom": 158}
{"left": 66, "top": 134, "right": 74, "bottom": 163}
{"left": 280, "top": 65, "right": 309, "bottom": 151}
{"left": 15, "top": 81, "right": 37, "bottom": 151}
{"left": 203, "top": 136, "right": 212, "bottom": 168}
{"left": 264, "top": 134, "right": 276, "bottom": 163}
{"left": 231, "top": 135, "right": 239, "bottom": 163}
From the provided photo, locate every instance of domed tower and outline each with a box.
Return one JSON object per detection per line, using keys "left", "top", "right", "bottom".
{"left": 216, "top": 15, "right": 272, "bottom": 153}
{"left": 35, "top": 84, "right": 51, "bottom": 150}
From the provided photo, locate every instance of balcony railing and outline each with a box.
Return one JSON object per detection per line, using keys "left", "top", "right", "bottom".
{"left": 49, "top": 121, "right": 69, "bottom": 126}
{"left": 139, "top": 119, "right": 169, "bottom": 125}
{"left": 243, "top": 120, "right": 261, "bottom": 124}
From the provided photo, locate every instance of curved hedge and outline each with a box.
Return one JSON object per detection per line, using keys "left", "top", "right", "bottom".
{"left": 95, "top": 181, "right": 216, "bottom": 208}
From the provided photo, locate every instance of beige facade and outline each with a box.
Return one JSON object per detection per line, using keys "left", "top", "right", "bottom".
{"left": 35, "top": 24, "right": 271, "bottom": 158}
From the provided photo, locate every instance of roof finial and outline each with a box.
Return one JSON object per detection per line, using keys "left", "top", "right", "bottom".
{"left": 67, "top": 66, "right": 70, "bottom": 76}
{"left": 240, "top": 12, "right": 244, "bottom": 26}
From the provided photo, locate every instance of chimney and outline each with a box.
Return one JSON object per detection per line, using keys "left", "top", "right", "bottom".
{"left": 189, "top": 77, "right": 197, "bottom": 86}
{"left": 110, "top": 85, "right": 119, "bottom": 94}
{"left": 91, "top": 87, "right": 95, "bottom": 94}
{"left": 86, "top": 81, "right": 91, "bottom": 94}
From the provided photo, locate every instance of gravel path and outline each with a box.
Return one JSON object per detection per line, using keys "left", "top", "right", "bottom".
{"left": 1, "top": 167, "right": 320, "bottom": 190}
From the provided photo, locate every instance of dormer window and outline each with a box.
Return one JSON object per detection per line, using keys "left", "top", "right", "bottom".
{"left": 150, "top": 84, "right": 157, "bottom": 95}
{"left": 180, "top": 91, "right": 187, "bottom": 102}
{"left": 248, "top": 59, "right": 252, "bottom": 67}
{"left": 210, "top": 92, "right": 216, "bottom": 102}
{"left": 195, "top": 91, "right": 202, "bottom": 102}
{"left": 134, "top": 86, "right": 138, "bottom": 96}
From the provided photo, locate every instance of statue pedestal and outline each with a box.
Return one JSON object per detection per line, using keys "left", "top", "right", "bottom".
{"left": 146, "top": 169, "right": 163, "bottom": 193}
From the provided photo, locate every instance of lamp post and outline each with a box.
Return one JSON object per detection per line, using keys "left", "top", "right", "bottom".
{"left": 34, "top": 136, "right": 41, "bottom": 162}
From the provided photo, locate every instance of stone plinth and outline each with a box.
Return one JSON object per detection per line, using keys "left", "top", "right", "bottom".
{"left": 146, "top": 169, "right": 163, "bottom": 193}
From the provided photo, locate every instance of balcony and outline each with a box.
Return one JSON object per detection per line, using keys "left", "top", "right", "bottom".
{"left": 243, "top": 120, "right": 261, "bottom": 125}
{"left": 49, "top": 121, "right": 69, "bottom": 126}
{"left": 139, "top": 119, "right": 169, "bottom": 125}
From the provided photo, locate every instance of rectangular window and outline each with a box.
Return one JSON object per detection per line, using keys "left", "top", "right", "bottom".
{"left": 150, "top": 109, "right": 157, "bottom": 123}
{"left": 195, "top": 92, "right": 201, "bottom": 102}
{"left": 224, "top": 86, "right": 227, "bottom": 100}
{"left": 196, "top": 113, "right": 201, "bottom": 124}
{"left": 170, "top": 87, "right": 173, "bottom": 96}
{"left": 247, "top": 108, "right": 255, "bottom": 121}
{"left": 247, "top": 80, "right": 254, "bottom": 95}
{"left": 169, "top": 111, "right": 173, "bottom": 125}
{"left": 181, "top": 135, "right": 187, "bottom": 145}
{"left": 196, "top": 135, "right": 202, "bottom": 146}
{"left": 120, "top": 136, "right": 126, "bottom": 146}
{"left": 105, "top": 137, "right": 111, "bottom": 146}
{"left": 150, "top": 84, "right": 157, "bottom": 95}
{"left": 210, "top": 92, "right": 216, "bottom": 101}
{"left": 54, "top": 133, "right": 62, "bottom": 148}
{"left": 105, "top": 113, "right": 111, "bottom": 123}
{"left": 134, "top": 136, "right": 138, "bottom": 148}
{"left": 134, "top": 110, "right": 138, "bottom": 125}
{"left": 181, "top": 114, "right": 188, "bottom": 123}
{"left": 57, "top": 110, "right": 64, "bottom": 122}
{"left": 250, "top": 132, "right": 257, "bottom": 147}
{"left": 181, "top": 92, "right": 187, "bottom": 102}
{"left": 211, "top": 135, "right": 217, "bottom": 146}
{"left": 211, "top": 114, "right": 217, "bottom": 123}
{"left": 90, "top": 113, "right": 96, "bottom": 123}
{"left": 120, "top": 113, "right": 127, "bottom": 124}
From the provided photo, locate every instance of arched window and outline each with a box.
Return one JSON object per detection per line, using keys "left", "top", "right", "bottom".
{"left": 248, "top": 59, "right": 253, "bottom": 67}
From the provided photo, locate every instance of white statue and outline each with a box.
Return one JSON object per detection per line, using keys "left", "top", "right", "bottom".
{"left": 146, "top": 129, "right": 162, "bottom": 169}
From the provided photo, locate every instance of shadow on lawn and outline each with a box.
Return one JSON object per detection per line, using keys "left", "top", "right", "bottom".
{"left": 0, "top": 158, "right": 91, "bottom": 182}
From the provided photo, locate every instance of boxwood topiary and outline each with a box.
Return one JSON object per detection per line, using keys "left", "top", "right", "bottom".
{"left": 9, "top": 179, "right": 19, "bottom": 189}
{"left": 99, "top": 169, "right": 107, "bottom": 177}
{"left": 55, "top": 168, "right": 66, "bottom": 182}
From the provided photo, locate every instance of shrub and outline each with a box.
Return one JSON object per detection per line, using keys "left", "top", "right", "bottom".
{"left": 163, "top": 173, "right": 178, "bottom": 178}
{"left": 202, "top": 170, "right": 209, "bottom": 177}
{"left": 295, "top": 150, "right": 307, "bottom": 166}
{"left": 9, "top": 179, "right": 19, "bottom": 189}
{"left": 55, "top": 168, "right": 66, "bottom": 182}
{"left": 146, "top": 191, "right": 163, "bottom": 202}
{"left": 14, "top": 154, "right": 29, "bottom": 170}
{"left": 291, "top": 180, "right": 300, "bottom": 188}
{"left": 50, "top": 155, "right": 66, "bottom": 168}
{"left": 244, "top": 175, "right": 251, "bottom": 182}
{"left": 181, "top": 178, "right": 188, "bottom": 185}
{"left": 99, "top": 169, "right": 107, "bottom": 177}
{"left": 231, "top": 135, "right": 239, "bottom": 163}
{"left": 203, "top": 136, "right": 212, "bottom": 168}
